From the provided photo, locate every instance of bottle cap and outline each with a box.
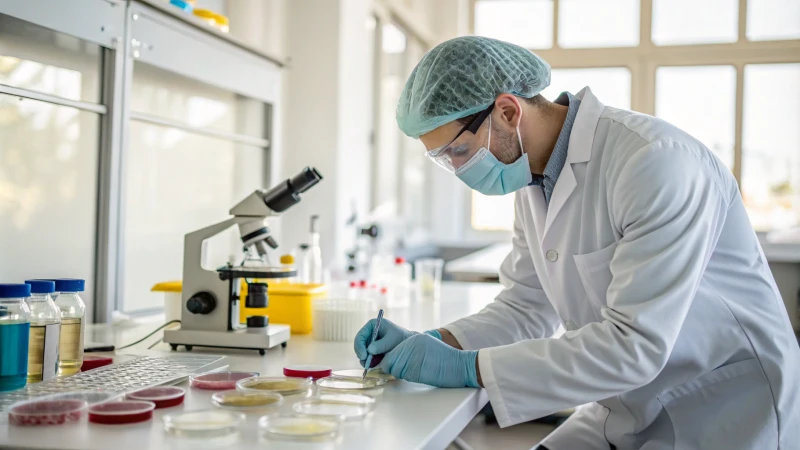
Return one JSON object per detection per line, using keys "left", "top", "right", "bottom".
{"left": 395, "top": 257, "right": 405, "bottom": 264}
{"left": 359, "top": 280, "right": 367, "bottom": 288}
{"left": 0, "top": 283, "right": 31, "bottom": 298}
{"left": 53, "top": 279, "right": 85, "bottom": 292}
{"left": 280, "top": 254, "right": 295, "bottom": 264}
{"left": 25, "top": 280, "right": 56, "bottom": 294}
{"left": 349, "top": 281, "right": 357, "bottom": 288}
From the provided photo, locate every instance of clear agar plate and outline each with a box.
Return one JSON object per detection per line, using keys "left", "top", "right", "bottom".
{"left": 88, "top": 400, "right": 155, "bottom": 424}
{"left": 211, "top": 391, "right": 283, "bottom": 412}
{"left": 163, "top": 409, "right": 245, "bottom": 438}
{"left": 190, "top": 371, "right": 259, "bottom": 390}
{"left": 333, "top": 368, "right": 396, "bottom": 382}
{"left": 127, "top": 386, "right": 185, "bottom": 408}
{"left": 292, "top": 397, "right": 372, "bottom": 421}
{"left": 316, "top": 375, "right": 386, "bottom": 396}
{"left": 258, "top": 414, "right": 341, "bottom": 441}
{"left": 9, "top": 398, "right": 88, "bottom": 426}
{"left": 318, "top": 393, "right": 377, "bottom": 411}
{"left": 236, "top": 376, "right": 312, "bottom": 396}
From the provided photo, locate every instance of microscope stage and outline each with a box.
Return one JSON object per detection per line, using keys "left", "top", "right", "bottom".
{"left": 164, "top": 324, "right": 290, "bottom": 353}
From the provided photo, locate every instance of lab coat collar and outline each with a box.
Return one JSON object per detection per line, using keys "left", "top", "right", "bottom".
{"left": 542, "top": 87, "right": 605, "bottom": 238}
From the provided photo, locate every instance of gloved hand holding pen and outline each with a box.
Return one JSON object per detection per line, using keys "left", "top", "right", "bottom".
{"left": 353, "top": 318, "right": 442, "bottom": 368}
{"left": 377, "top": 334, "right": 480, "bottom": 388}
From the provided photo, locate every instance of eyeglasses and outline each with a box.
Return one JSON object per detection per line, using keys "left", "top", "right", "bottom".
{"left": 425, "top": 103, "right": 495, "bottom": 172}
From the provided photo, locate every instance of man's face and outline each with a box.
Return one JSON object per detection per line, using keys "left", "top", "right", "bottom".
{"left": 420, "top": 112, "right": 521, "bottom": 172}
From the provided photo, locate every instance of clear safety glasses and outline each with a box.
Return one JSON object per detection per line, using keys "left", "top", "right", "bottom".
{"left": 425, "top": 104, "right": 494, "bottom": 173}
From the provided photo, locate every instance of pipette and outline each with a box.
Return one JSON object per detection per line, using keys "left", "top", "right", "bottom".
{"left": 362, "top": 309, "right": 384, "bottom": 381}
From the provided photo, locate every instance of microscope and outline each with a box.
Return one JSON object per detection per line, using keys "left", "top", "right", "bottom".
{"left": 164, "top": 167, "right": 322, "bottom": 355}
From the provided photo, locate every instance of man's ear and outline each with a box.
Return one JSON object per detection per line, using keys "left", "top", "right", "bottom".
{"left": 493, "top": 94, "right": 523, "bottom": 129}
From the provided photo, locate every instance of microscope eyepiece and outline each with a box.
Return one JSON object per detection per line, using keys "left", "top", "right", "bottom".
{"left": 262, "top": 167, "right": 323, "bottom": 212}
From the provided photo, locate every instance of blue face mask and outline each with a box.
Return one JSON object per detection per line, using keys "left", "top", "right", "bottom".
{"left": 455, "top": 115, "right": 531, "bottom": 195}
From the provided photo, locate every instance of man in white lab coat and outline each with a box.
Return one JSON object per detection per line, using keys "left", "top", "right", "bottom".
{"left": 354, "top": 36, "right": 800, "bottom": 449}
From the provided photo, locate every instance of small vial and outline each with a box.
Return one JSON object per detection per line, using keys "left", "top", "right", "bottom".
{"left": 53, "top": 279, "right": 86, "bottom": 377}
{"left": 23, "top": 280, "right": 61, "bottom": 383}
{"left": 279, "top": 254, "right": 296, "bottom": 284}
{"left": 0, "top": 283, "right": 32, "bottom": 391}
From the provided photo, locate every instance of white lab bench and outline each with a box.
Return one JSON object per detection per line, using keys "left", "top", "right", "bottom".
{"left": 0, "top": 282, "right": 504, "bottom": 450}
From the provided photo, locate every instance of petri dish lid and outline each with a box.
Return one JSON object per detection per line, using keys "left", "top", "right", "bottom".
{"left": 9, "top": 398, "right": 88, "bottom": 426}
{"left": 190, "top": 371, "right": 259, "bottom": 390}
{"left": 127, "top": 386, "right": 185, "bottom": 408}
{"left": 88, "top": 400, "right": 155, "bottom": 424}
{"left": 42, "top": 390, "right": 122, "bottom": 406}
{"left": 292, "top": 397, "right": 373, "bottom": 421}
{"left": 317, "top": 393, "right": 377, "bottom": 411}
{"left": 236, "top": 376, "right": 312, "bottom": 396}
{"left": 82, "top": 355, "right": 114, "bottom": 371}
{"left": 333, "top": 368, "right": 396, "bottom": 382}
{"left": 283, "top": 364, "right": 332, "bottom": 379}
{"left": 211, "top": 391, "right": 283, "bottom": 412}
{"left": 259, "top": 414, "right": 340, "bottom": 441}
{"left": 163, "top": 410, "right": 245, "bottom": 437}
{"left": 316, "top": 375, "right": 386, "bottom": 391}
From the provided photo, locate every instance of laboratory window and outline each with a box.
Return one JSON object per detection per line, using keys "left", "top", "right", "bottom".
{"left": 474, "top": 0, "right": 554, "bottom": 49}
{"left": 651, "top": 0, "right": 739, "bottom": 46}
{"left": 558, "top": 0, "right": 639, "bottom": 48}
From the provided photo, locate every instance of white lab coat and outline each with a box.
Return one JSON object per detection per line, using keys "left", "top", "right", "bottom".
{"left": 444, "top": 87, "right": 800, "bottom": 450}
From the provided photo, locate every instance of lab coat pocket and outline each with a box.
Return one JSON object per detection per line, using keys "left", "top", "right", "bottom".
{"left": 657, "top": 358, "right": 778, "bottom": 450}
{"left": 573, "top": 242, "right": 618, "bottom": 313}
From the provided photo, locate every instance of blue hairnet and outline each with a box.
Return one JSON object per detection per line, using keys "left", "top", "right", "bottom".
{"left": 396, "top": 36, "right": 551, "bottom": 139}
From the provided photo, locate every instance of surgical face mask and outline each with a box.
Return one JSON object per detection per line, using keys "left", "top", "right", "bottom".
{"left": 455, "top": 115, "right": 532, "bottom": 196}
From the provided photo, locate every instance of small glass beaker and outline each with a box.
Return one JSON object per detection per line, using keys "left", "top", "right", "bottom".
{"left": 415, "top": 258, "right": 444, "bottom": 302}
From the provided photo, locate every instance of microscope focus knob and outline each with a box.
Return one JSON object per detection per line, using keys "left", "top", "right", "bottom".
{"left": 187, "top": 292, "right": 216, "bottom": 315}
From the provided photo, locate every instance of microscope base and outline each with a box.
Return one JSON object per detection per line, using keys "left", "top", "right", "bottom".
{"left": 164, "top": 325, "right": 290, "bottom": 355}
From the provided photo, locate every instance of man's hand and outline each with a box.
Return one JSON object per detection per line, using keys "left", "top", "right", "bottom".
{"left": 354, "top": 318, "right": 416, "bottom": 367}
{"left": 378, "top": 334, "right": 480, "bottom": 388}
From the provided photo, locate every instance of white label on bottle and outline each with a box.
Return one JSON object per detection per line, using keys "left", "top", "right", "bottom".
{"left": 42, "top": 323, "right": 61, "bottom": 381}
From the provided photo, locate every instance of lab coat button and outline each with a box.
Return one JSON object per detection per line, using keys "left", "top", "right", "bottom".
{"left": 546, "top": 249, "right": 558, "bottom": 262}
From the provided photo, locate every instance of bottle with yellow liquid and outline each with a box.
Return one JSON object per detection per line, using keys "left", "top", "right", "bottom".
{"left": 23, "top": 280, "right": 61, "bottom": 383}
{"left": 53, "top": 279, "right": 85, "bottom": 377}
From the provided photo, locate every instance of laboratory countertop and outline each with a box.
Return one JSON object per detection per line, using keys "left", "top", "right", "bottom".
{"left": 1, "top": 282, "right": 503, "bottom": 450}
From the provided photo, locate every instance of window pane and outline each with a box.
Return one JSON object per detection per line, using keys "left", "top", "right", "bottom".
{"left": 742, "top": 64, "right": 800, "bottom": 231}
{"left": 474, "top": 0, "right": 553, "bottom": 49}
{"left": 747, "top": 0, "right": 800, "bottom": 41}
{"left": 541, "top": 68, "right": 631, "bottom": 109}
{"left": 471, "top": 191, "right": 515, "bottom": 231}
{"left": 652, "top": 0, "right": 738, "bottom": 45}
{"left": 559, "top": 0, "right": 639, "bottom": 48}
{"left": 0, "top": 14, "right": 101, "bottom": 102}
{"left": 123, "top": 123, "right": 266, "bottom": 312}
{"left": 132, "top": 62, "right": 265, "bottom": 136}
{"left": 0, "top": 95, "right": 99, "bottom": 312}
{"left": 655, "top": 66, "right": 736, "bottom": 170}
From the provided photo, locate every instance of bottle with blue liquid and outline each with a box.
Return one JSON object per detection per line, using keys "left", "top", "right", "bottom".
{"left": 0, "top": 284, "right": 32, "bottom": 391}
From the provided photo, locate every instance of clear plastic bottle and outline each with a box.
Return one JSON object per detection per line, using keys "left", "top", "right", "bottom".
{"left": 390, "top": 257, "right": 412, "bottom": 308}
{"left": 53, "top": 279, "right": 86, "bottom": 377}
{"left": 297, "top": 244, "right": 310, "bottom": 283}
{"left": 0, "top": 283, "right": 32, "bottom": 391}
{"left": 23, "top": 280, "right": 61, "bottom": 383}
{"left": 308, "top": 215, "right": 323, "bottom": 284}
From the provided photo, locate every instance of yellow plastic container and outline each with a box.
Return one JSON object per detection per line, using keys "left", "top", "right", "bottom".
{"left": 240, "top": 283, "right": 328, "bottom": 334}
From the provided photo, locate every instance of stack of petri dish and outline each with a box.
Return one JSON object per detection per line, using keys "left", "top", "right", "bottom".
{"left": 258, "top": 414, "right": 341, "bottom": 441}
{"left": 190, "top": 371, "right": 258, "bottom": 390}
{"left": 127, "top": 386, "right": 185, "bottom": 408}
{"left": 236, "top": 376, "right": 312, "bottom": 397}
{"left": 316, "top": 375, "right": 387, "bottom": 397}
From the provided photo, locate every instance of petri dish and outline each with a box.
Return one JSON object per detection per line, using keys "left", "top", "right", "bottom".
{"left": 317, "top": 393, "right": 376, "bottom": 411}
{"left": 211, "top": 390, "right": 283, "bottom": 412}
{"left": 292, "top": 396, "right": 373, "bottom": 421}
{"left": 258, "top": 414, "right": 341, "bottom": 441}
{"left": 316, "top": 375, "right": 386, "bottom": 396}
{"left": 236, "top": 376, "right": 312, "bottom": 396}
{"left": 127, "top": 386, "right": 185, "bottom": 408}
{"left": 9, "top": 398, "right": 88, "bottom": 426}
{"left": 190, "top": 371, "right": 259, "bottom": 390}
{"left": 163, "top": 409, "right": 245, "bottom": 438}
{"left": 283, "top": 364, "right": 332, "bottom": 379}
{"left": 333, "top": 368, "right": 396, "bottom": 382}
{"left": 88, "top": 400, "right": 155, "bottom": 424}
{"left": 81, "top": 355, "right": 114, "bottom": 371}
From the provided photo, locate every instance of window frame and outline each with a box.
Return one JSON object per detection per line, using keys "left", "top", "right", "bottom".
{"left": 468, "top": 0, "right": 800, "bottom": 236}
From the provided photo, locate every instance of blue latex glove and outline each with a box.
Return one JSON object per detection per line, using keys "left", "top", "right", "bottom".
{"left": 353, "top": 319, "right": 441, "bottom": 368}
{"left": 378, "top": 334, "right": 480, "bottom": 388}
